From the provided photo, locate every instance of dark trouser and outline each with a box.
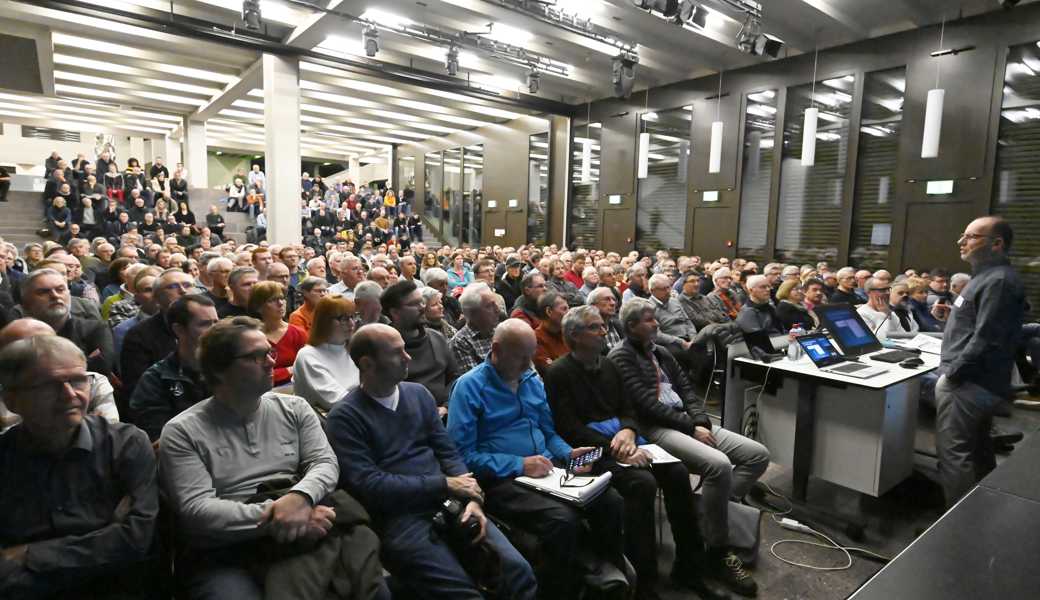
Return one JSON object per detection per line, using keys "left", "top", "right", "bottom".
{"left": 0, "top": 180, "right": 9, "bottom": 201}
{"left": 609, "top": 460, "right": 705, "bottom": 592}
{"left": 380, "top": 513, "right": 537, "bottom": 600}
{"left": 483, "top": 479, "right": 625, "bottom": 600}
{"left": 935, "top": 375, "right": 1001, "bottom": 506}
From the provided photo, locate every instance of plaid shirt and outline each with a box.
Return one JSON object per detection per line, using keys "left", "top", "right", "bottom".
{"left": 450, "top": 324, "right": 494, "bottom": 374}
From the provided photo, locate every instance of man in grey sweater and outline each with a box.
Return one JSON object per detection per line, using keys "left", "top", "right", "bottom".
{"left": 936, "top": 216, "right": 1025, "bottom": 506}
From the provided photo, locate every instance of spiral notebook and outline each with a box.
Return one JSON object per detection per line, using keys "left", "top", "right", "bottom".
{"left": 515, "top": 468, "right": 613, "bottom": 507}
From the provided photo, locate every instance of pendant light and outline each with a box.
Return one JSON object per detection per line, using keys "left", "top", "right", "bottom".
{"left": 638, "top": 89, "right": 650, "bottom": 179}
{"left": 801, "top": 47, "right": 820, "bottom": 167}
{"left": 708, "top": 69, "right": 724, "bottom": 174}
{"left": 580, "top": 101, "right": 592, "bottom": 183}
{"left": 921, "top": 16, "right": 946, "bottom": 159}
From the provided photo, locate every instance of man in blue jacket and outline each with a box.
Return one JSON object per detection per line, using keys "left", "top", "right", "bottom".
{"left": 328, "top": 323, "right": 536, "bottom": 599}
{"left": 448, "top": 319, "right": 625, "bottom": 599}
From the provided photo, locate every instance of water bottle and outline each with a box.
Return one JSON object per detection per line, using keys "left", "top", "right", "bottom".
{"left": 788, "top": 325, "right": 806, "bottom": 360}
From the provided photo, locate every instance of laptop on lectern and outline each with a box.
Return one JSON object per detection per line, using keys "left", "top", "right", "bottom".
{"left": 815, "top": 303, "right": 884, "bottom": 357}
{"left": 796, "top": 333, "right": 888, "bottom": 379}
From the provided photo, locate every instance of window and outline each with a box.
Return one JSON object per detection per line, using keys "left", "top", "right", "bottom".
{"left": 398, "top": 155, "right": 415, "bottom": 213}
{"left": 775, "top": 76, "right": 854, "bottom": 264}
{"left": 424, "top": 151, "right": 442, "bottom": 235}
{"left": 443, "top": 147, "right": 462, "bottom": 246}
{"left": 636, "top": 107, "right": 691, "bottom": 254}
{"left": 21, "top": 126, "right": 80, "bottom": 142}
{"left": 993, "top": 42, "right": 1040, "bottom": 318}
{"left": 849, "top": 68, "right": 906, "bottom": 270}
{"left": 527, "top": 132, "right": 550, "bottom": 246}
{"left": 737, "top": 90, "right": 778, "bottom": 262}
{"left": 569, "top": 122, "right": 601, "bottom": 248}
{"left": 463, "top": 145, "right": 484, "bottom": 245}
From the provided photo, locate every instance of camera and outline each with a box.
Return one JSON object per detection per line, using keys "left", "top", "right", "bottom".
{"left": 432, "top": 498, "right": 481, "bottom": 545}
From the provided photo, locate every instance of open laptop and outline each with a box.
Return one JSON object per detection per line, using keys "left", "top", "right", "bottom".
{"left": 796, "top": 333, "right": 889, "bottom": 379}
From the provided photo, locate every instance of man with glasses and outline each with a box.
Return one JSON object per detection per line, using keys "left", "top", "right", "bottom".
{"left": 508, "top": 270, "right": 546, "bottom": 330}
{"left": 19, "top": 269, "right": 114, "bottom": 376}
{"left": 451, "top": 283, "right": 501, "bottom": 374}
{"left": 265, "top": 262, "right": 300, "bottom": 318}
{"left": 383, "top": 279, "right": 459, "bottom": 416}
{"left": 130, "top": 294, "right": 217, "bottom": 442}
{"left": 277, "top": 247, "right": 305, "bottom": 287}
{"left": 448, "top": 319, "right": 625, "bottom": 599}
{"left": 935, "top": 217, "right": 1025, "bottom": 506}
{"left": 0, "top": 335, "right": 159, "bottom": 598}
{"left": 329, "top": 255, "right": 365, "bottom": 299}
{"left": 120, "top": 268, "right": 196, "bottom": 401}
{"left": 203, "top": 256, "right": 233, "bottom": 315}
{"left": 219, "top": 266, "right": 259, "bottom": 319}
{"left": 828, "top": 267, "right": 865, "bottom": 305}
{"left": 159, "top": 317, "right": 386, "bottom": 599}
{"left": 856, "top": 278, "right": 920, "bottom": 339}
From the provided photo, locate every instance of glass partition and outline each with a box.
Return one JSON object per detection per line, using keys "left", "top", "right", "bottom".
{"left": 737, "top": 90, "right": 778, "bottom": 262}
{"left": 527, "top": 132, "right": 550, "bottom": 246}
{"left": 443, "top": 147, "right": 462, "bottom": 246}
{"left": 775, "top": 75, "right": 854, "bottom": 264}
{"left": 637, "top": 106, "right": 691, "bottom": 254}
{"left": 994, "top": 41, "right": 1040, "bottom": 318}
{"left": 849, "top": 68, "right": 906, "bottom": 270}
{"left": 463, "top": 145, "right": 484, "bottom": 245}
{"left": 424, "top": 151, "right": 443, "bottom": 235}
{"left": 569, "top": 122, "right": 601, "bottom": 248}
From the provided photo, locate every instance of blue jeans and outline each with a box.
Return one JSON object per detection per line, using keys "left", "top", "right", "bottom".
{"left": 380, "top": 513, "right": 537, "bottom": 600}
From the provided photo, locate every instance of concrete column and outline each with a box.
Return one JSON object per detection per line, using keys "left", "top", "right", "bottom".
{"left": 263, "top": 53, "right": 301, "bottom": 246}
{"left": 129, "top": 137, "right": 146, "bottom": 163}
{"left": 348, "top": 156, "right": 360, "bottom": 186}
{"left": 163, "top": 135, "right": 182, "bottom": 170}
{"left": 184, "top": 119, "right": 208, "bottom": 188}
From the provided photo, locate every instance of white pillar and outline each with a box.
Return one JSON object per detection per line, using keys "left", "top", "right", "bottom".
{"left": 263, "top": 53, "right": 301, "bottom": 246}
{"left": 184, "top": 119, "right": 208, "bottom": 188}
{"left": 348, "top": 156, "right": 360, "bottom": 186}
{"left": 164, "top": 135, "right": 182, "bottom": 171}
{"left": 129, "top": 137, "right": 146, "bottom": 163}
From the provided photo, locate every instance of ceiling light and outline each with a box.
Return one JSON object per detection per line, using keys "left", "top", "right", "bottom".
{"left": 679, "top": 1, "right": 708, "bottom": 28}
{"left": 363, "top": 26, "right": 380, "bottom": 57}
{"left": 241, "top": 0, "right": 262, "bottom": 30}
{"left": 526, "top": 69, "right": 540, "bottom": 94}
{"left": 446, "top": 44, "right": 460, "bottom": 77}
{"left": 482, "top": 23, "right": 533, "bottom": 45}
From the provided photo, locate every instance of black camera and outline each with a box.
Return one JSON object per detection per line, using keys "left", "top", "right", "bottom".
{"left": 432, "top": 498, "right": 481, "bottom": 544}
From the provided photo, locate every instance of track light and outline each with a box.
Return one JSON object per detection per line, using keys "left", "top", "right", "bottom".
{"left": 241, "top": 0, "right": 261, "bottom": 30}
{"left": 632, "top": 0, "right": 680, "bottom": 17}
{"left": 754, "top": 34, "right": 784, "bottom": 58}
{"left": 363, "top": 26, "right": 380, "bottom": 57}
{"left": 526, "top": 69, "right": 540, "bottom": 94}
{"left": 735, "top": 12, "right": 784, "bottom": 58}
{"left": 612, "top": 55, "right": 637, "bottom": 99}
{"left": 445, "top": 44, "right": 460, "bottom": 76}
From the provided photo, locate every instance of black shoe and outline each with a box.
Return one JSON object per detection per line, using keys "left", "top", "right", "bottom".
{"left": 990, "top": 426, "right": 1023, "bottom": 446}
{"left": 707, "top": 550, "right": 757, "bottom": 597}
{"left": 671, "top": 567, "right": 732, "bottom": 600}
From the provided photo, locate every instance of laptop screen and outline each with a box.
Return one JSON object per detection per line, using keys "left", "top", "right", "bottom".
{"left": 815, "top": 304, "right": 883, "bottom": 356}
{"left": 797, "top": 334, "right": 840, "bottom": 364}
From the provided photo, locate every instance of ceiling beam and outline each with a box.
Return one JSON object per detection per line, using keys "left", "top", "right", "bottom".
{"left": 193, "top": 58, "right": 263, "bottom": 121}
{"left": 791, "top": 0, "right": 868, "bottom": 37}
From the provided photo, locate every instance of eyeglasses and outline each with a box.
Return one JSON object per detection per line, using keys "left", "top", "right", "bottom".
{"left": 163, "top": 281, "right": 196, "bottom": 292}
{"left": 234, "top": 347, "right": 277, "bottom": 363}
{"left": 958, "top": 233, "right": 991, "bottom": 244}
{"left": 7, "top": 375, "right": 91, "bottom": 396}
{"left": 334, "top": 314, "right": 360, "bottom": 326}
{"left": 583, "top": 322, "right": 608, "bottom": 332}
{"left": 870, "top": 287, "right": 891, "bottom": 293}
{"left": 560, "top": 471, "right": 594, "bottom": 488}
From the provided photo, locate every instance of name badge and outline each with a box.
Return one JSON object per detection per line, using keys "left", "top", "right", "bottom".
{"left": 954, "top": 295, "right": 964, "bottom": 308}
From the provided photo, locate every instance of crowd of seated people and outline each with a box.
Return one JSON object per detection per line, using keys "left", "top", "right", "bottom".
{"left": 3, "top": 152, "right": 1039, "bottom": 599}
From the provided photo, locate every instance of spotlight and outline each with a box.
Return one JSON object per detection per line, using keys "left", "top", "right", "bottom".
{"left": 754, "top": 34, "right": 784, "bottom": 58}
{"left": 678, "top": 1, "right": 708, "bottom": 28}
{"left": 736, "top": 12, "right": 761, "bottom": 54}
{"left": 363, "top": 26, "right": 380, "bottom": 57}
{"left": 241, "top": 0, "right": 261, "bottom": 30}
{"left": 526, "top": 69, "right": 540, "bottom": 94}
{"left": 612, "top": 55, "right": 637, "bottom": 98}
{"left": 446, "top": 44, "right": 460, "bottom": 76}
{"left": 632, "top": 0, "right": 680, "bottom": 17}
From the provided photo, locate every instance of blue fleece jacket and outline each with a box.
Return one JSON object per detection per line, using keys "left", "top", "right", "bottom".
{"left": 447, "top": 361, "right": 572, "bottom": 480}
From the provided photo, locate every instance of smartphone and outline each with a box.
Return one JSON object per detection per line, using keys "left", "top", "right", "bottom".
{"left": 566, "top": 447, "right": 603, "bottom": 473}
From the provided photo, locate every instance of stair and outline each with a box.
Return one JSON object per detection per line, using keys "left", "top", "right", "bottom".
{"left": 0, "top": 191, "right": 46, "bottom": 249}
{"left": 189, "top": 188, "right": 250, "bottom": 245}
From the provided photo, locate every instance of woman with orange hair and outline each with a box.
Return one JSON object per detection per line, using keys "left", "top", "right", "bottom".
{"left": 292, "top": 295, "right": 360, "bottom": 411}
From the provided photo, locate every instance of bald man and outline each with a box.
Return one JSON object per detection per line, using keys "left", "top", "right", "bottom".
{"left": 447, "top": 319, "right": 625, "bottom": 598}
{"left": 327, "top": 324, "right": 536, "bottom": 600}
{"left": 0, "top": 318, "right": 118, "bottom": 424}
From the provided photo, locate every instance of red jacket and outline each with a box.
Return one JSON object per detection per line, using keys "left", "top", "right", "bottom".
{"left": 563, "top": 269, "right": 584, "bottom": 289}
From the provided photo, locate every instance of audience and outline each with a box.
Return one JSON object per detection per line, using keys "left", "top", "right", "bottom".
{"left": 532, "top": 290, "right": 569, "bottom": 375}
{"left": 448, "top": 319, "right": 625, "bottom": 598}
{"left": 736, "top": 275, "right": 785, "bottom": 336}
{"left": 220, "top": 266, "right": 258, "bottom": 318}
{"left": 289, "top": 276, "right": 329, "bottom": 335}
{"left": 450, "top": 282, "right": 500, "bottom": 373}
{"left": 120, "top": 268, "right": 194, "bottom": 399}
{"left": 509, "top": 270, "right": 546, "bottom": 329}
{"left": 293, "top": 295, "right": 360, "bottom": 412}
{"left": 610, "top": 298, "right": 767, "bottom": 597}
{"left": 0, "top": 335, "right": 158, "bottom": 598}
{"left": 129, "top": 294, "right": 216, "bottom": 442}
{"left": 249, "top": 281, "right": 307, "bottom": 387}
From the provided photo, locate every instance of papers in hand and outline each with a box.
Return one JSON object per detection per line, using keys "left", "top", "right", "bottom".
{"left": 618, "top": 444, "right": 681, "bottom": 467}
{"left": 515, "top": 467, "right": 612, "bottom": 507}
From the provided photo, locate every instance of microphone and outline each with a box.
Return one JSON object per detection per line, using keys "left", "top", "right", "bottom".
{"left": 871, "top": 309, "right": 891, "bottom": 338}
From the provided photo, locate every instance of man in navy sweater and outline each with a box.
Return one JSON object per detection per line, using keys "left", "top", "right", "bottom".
{"left": 327, "top": 324, "right": 536, "bottom": 600}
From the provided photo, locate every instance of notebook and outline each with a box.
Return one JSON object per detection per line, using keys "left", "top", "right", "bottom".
{"left": 618, "top": 444, "right": 682, "bottom": 467}
{"left": 515, "top": 467, "right": 613, "bottom": 507}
